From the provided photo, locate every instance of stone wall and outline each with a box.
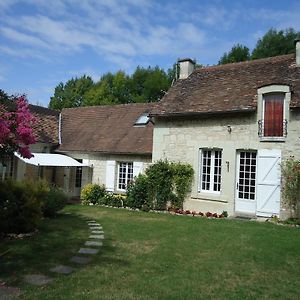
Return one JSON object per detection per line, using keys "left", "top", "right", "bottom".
{"left": 152, "top": 110, "right": 300, "bottom": 217}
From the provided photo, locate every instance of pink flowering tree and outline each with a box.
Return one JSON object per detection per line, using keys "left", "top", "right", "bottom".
{"left": 0, "top": 94, "right": 36, "bottom": 160}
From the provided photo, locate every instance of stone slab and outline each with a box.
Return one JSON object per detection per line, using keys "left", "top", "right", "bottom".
{"left": 89, "top": 225, "right": 102, "bottom": 228}
{"left": 50, "top": 265, "right": 74, "bottom": 274}
{"left": 85, "top": 241, "right": 103, "bottom": 247}
{"left": 91, "top": 230, "right": 104, "bottom": 234}
{"left": 23, "top": 274, "right": 53, "bottom": 286}
{"left": 78, "top": 248, "right": 99, "bottom": 254}
{"left": 70, "top": 256, "right": 91, "bottom": 265}
{"left": 88, "top": 223, "right": 100, "bottom": 226}
{"left": 89, "top": 235, "right": 104, "bottom": 239}
{"left": 0, "top": 286, "right": 21, "bottom": 300}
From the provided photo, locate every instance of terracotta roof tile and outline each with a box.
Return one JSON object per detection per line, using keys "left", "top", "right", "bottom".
{"left": 151, "top": 54, "right": 300, "bottom": 116}
{"left": 29, "top": 105, "right": 59, "bottom": 144}
{"left": 59, "top": 103, "right": 154, "bottom": 155}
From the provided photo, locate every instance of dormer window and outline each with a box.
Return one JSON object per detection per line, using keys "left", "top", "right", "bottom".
{"left": 257, "top": 85, "right": 290, "bottom": 141}
{"left": 134, "top": 114, "right": 150, "bottom": 126}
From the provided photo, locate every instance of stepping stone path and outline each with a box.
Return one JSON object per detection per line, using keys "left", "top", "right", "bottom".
{"left": 70, "top": 256, "right": 91, "bottom": 265}
{"left": 85, "top": 241, "right": 103, "bottom": 247}
{"left": 23, "top": 274, "right": 53, "bottom": 286}
{"left": 50, "top": 265, "right": 74, "bottom": 274}
{"left": 20, "top": 219, "right": 104, "bottom": 293}
{"left": 89, "top": 234, "right": 104, "bottom": 239}
{"left": 78, "top": 247, "right": 99, "bottom": 254}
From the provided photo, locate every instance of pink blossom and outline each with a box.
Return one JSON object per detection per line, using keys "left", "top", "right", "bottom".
{"left": 0, "top": 95, "right": 36, "bottom": 158}
{"left": 19, "top": 146, "right": 34, "bottom": 159}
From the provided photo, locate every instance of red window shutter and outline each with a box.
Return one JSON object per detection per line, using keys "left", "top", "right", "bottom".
{"left": 264, "top": 94, "right": 284, "bottom": 137}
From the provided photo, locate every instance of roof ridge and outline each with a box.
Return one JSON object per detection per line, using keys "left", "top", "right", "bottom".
{"left": 62, "top": 102, "right": 156, "bottom": 111}
{"left": 195, "top": 53, "right": 294, "bottom": 72}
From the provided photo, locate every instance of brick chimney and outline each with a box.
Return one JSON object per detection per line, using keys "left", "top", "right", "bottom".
{"left": 178, "top": 58, "right": 195, "bottom": 79}
{"left": 296, "top": 39, "right": 300, "bottom": 66}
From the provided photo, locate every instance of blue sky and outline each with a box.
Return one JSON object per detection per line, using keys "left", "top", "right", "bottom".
{"left": 0, "top": 0, "right": 300, "bottom": 107}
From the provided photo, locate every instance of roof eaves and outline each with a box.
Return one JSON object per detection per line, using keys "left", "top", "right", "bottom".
{"left": 150, "top": 108, "right": 256, "bottom": 118}
{"left": 57, "top": 149, "right": 152, "bottom": 156}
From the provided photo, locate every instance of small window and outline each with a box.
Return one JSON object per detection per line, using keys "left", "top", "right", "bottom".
{"left": 118, "top": 162, "right": 133, "bottom": 190}
{"left": 263, "top": 93, "right": 285, "bottom": 137}
{"left": 134, "top": 114, "right": 150, "bottom": 126}
{"left": 75, "top": 159, "right": 83, "bottom": 188}
{"left": 200, "top": 149, "right": 222, "bottom": 193}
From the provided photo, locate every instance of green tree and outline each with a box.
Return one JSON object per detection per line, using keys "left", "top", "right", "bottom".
{"left": 131, "top": 66, "right": 170, "bottom": 103}
{"left": 49, "top": 75, "right": 94, "bottom": 109}
{"left": 219, "top": 44, "right": 250, "bottom": 65}
{"left": 49, "top": 66, "right": 172, "bottom": 108}
{"left": 251, "top": 28, "right": 300, "bottom": 60}
{"left": 111, "top": 71, "right": 131, "bottom": 104}
{"left": 83, "top": 72, "right": 116, "bottom": 106}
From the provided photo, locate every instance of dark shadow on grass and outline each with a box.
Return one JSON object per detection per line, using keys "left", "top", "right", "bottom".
{"left": 0, "top": 212, "right": 123, "bottom": 286}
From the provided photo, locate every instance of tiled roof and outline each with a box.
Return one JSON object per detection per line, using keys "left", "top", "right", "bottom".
{"left": 59, "top": 103, "right": 154, "bottom": 155}
{"left": 29, "top": 105, "right": 59, "bottom": 144}
{"left": 151, "top": 54, "right": 300, "bottom": 116}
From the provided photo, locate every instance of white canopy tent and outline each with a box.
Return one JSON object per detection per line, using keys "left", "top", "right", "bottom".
{"left": 14, "top": 153, "right": 90, "bottom": 167}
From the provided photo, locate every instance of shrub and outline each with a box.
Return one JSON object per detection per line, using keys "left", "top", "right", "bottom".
{"left": 0, "top": 180, "right": 41, "bottom": 234}
{"left": 282, "top": 157, "right": 300, "bottom": 218}
{"left": 41, "top": 187, "right": 69, "bottom": 218}
{"left": 126, "top": 174, "right": 151, "bottom": 211}
{"left": 126, "top": 160, "right": 194, "bottom": 211}
{"left": 146, "top": 160, "right": 173, "bottom": 210}
{"left": 81, "top": 183, "right": 106, "bottom": 205}
{"left": 173, "top": 162, "right": 194, "bottom": 209}
{"left": 146, "top": 160, "right": 194, "bottom": 210}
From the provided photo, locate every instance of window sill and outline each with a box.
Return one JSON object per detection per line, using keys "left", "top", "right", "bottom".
{"left": 259, "top": 137, "right": 286, "bottom": 142}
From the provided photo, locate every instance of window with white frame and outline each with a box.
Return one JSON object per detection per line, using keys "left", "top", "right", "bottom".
{"left": 200, "top": 149, "right": 222, "bottom": 193}
{"left": 118, "top": 162, "right": 133, "bottom": 190}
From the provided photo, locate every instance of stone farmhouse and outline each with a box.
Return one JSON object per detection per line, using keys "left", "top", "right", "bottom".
{"left": 1, "top": 40, "right": 300, "bottom": 218}
{"left": 151, "top": 40, "right": 300, "bottom": 219}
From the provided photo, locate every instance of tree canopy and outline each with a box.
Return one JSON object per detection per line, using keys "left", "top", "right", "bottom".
{"left": 218, "top": 44, "right": 250, "bottom": 65}
{"left": 49, "top": 66, "right": 172, "bottom": 110}
{"left": 251, "top": 28, "right": 300, "bottom": 60}
{"left": 219, "top": 27, "right": 300, "bottom": 65}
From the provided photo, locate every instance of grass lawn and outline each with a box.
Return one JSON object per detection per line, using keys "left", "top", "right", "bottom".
{"left": 1, "top": 205, "right": 300, "bottom": 299}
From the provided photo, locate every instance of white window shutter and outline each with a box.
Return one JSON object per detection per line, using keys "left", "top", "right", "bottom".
{"left": 133, "top": 162, "right": 143, "bottom": 179}
{"left": 106, "top": 160, "right": 116, "bottom": 192}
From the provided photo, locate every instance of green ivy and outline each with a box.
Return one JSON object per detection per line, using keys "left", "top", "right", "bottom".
{"left": 282, "top": 157, "right": 300, "bottom": 218}
{"left": 173, "top": 162, "right": 194, "bottom": 209}
{"left": 127, "top": 160, "right": 194, "bottom": 210}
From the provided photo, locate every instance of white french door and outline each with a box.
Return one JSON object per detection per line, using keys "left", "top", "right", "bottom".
{"left": 235, "top": 151, "right": 257, "bottom": 214}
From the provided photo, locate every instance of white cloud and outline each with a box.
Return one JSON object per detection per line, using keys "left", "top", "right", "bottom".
{"left": 1, "top": 27, "right": 50, "bottom": 49}
{"left": 66, "top": 68, "right": 101, "bottom": 82}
